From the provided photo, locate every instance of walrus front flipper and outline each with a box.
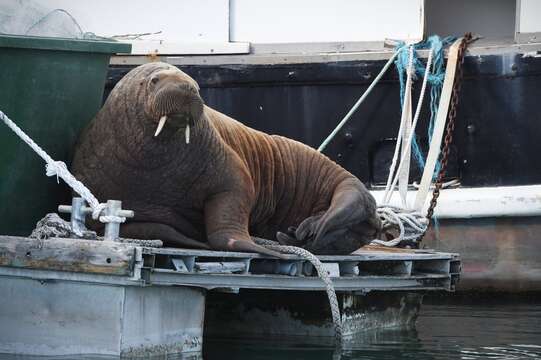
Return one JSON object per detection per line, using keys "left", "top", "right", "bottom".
{"left": 204, "top": 192, "right": 285, "bottom": 258}
{"left": 120, "top": 222, "right": 210, "bottom": 249}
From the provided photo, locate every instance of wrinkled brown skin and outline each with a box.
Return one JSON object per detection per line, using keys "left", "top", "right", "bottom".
{"left": 72, "top": 62, "right": 380, "bottom": 256}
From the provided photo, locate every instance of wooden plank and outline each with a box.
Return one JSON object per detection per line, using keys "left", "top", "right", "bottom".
{"left": 0, "top": 236, "right": 135, "bottom": 276}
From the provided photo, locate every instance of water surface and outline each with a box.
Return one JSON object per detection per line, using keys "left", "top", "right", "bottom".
{"left": 205, "top": 300, "right": 541, "bottom": 360}
{"left": 1, "top": 298, "right": 539, "bottom": 359}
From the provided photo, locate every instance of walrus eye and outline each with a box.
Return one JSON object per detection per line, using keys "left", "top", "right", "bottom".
{"left": 150, "top": 76, "right": 160, "bottom": 85}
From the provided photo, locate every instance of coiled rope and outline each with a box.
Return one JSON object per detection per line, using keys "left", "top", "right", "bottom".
{"left": 29, "top": 212, "right": 162, "bottom": 247}
{"left": 371, "top": 205, "right": 428, "bottom": 247}
{"left": 0, "top": 110, "right": 125, "bottom": 224}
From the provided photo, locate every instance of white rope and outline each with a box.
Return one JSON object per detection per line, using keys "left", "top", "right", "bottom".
{"left": 398, "top": 102, "right": 412, "bottom": 207}
{"left": 383, "top": 47, "right": 434, "bottom": 205}
{"left": 372, "top": 205, "right": 428, "bottom": 247}
{"left": 254, "top": 238, "right": 343, "bottom": 345}
{"left": 382, "top": 46, "right": 415, "bottom": 204}
{"left": 398, "top": 47, "right": 415, "bottom": 207}
{"left": 318, "top": 50, "right": 400, "bottom": 152}
{"left": 373, "top": 47, "right": 435, "bottom": 247}
{"left": 0, "top": 110, "right": 124, "bottom": 223}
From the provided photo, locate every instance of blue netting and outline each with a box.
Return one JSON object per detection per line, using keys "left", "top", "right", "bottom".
{"left": 394, "top": 35, "right": 456, "bottom": 176}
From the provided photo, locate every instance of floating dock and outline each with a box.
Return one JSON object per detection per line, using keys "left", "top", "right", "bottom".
{"left": 0, "top": 236, "right": 459, "bottom": 357}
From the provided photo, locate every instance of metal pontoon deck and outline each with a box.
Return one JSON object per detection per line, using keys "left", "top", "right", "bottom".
{"left": 0, "top": 235, "right": 459, "bottom": 357}
{"left": 143, "top": 245, "right": 460, "bottom": 291}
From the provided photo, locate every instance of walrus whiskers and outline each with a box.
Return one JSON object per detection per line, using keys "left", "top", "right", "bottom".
{"left": 154, "top": 115, "right": 167, "bottom": 137}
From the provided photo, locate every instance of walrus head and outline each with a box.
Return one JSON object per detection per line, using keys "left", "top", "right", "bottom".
{"left": 142, "top": 64, "right": 204, "bottom": 143}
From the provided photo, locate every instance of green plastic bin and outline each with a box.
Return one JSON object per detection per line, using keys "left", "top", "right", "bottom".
{"left": 0, "top": 35, "right": 131, "bottom": 236}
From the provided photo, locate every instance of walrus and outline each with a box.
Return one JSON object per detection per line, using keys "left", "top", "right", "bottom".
{"left": 72, "top": 62, "right": 381, "bottom": 255}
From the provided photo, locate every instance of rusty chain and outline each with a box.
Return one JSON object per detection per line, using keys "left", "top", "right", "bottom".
{"left": 422, "top": 32, "right": 473, "bottom": 238}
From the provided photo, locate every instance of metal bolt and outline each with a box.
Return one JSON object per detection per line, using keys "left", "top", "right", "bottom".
{"left": 344, "top": 132, "right": 355, "bottom": 148}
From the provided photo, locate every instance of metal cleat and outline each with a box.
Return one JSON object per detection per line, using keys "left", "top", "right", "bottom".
{"left": 58, "top": 197, "right": 134, "bottom": 242}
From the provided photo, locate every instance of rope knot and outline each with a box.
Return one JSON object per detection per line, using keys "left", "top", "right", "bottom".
{"left": 91, "top": 203, "right": 107, "bottom": 220}
{"left": 371, "top": 205, "right": 428, "bottom": 247}
{"left": 45, "top": 161, "right": 68, "bottom": 183}
{"left": 91, "top": 203, "right": 126, "bottom": 224}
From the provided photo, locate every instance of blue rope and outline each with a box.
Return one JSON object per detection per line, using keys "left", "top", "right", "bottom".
{"left": 394, "top": 35, "right": 456, "bottom": 176}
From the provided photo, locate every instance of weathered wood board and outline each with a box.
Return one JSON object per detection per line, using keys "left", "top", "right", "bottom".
{"left": 0, "top": 236, "right": 135, "bottom": 276}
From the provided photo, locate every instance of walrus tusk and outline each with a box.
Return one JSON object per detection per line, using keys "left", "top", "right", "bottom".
{"left": 154, "top": 115, "right": 167, "bottom": 137}
{"left": 185, "top": 124, "right": 190, "bottom": 144}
